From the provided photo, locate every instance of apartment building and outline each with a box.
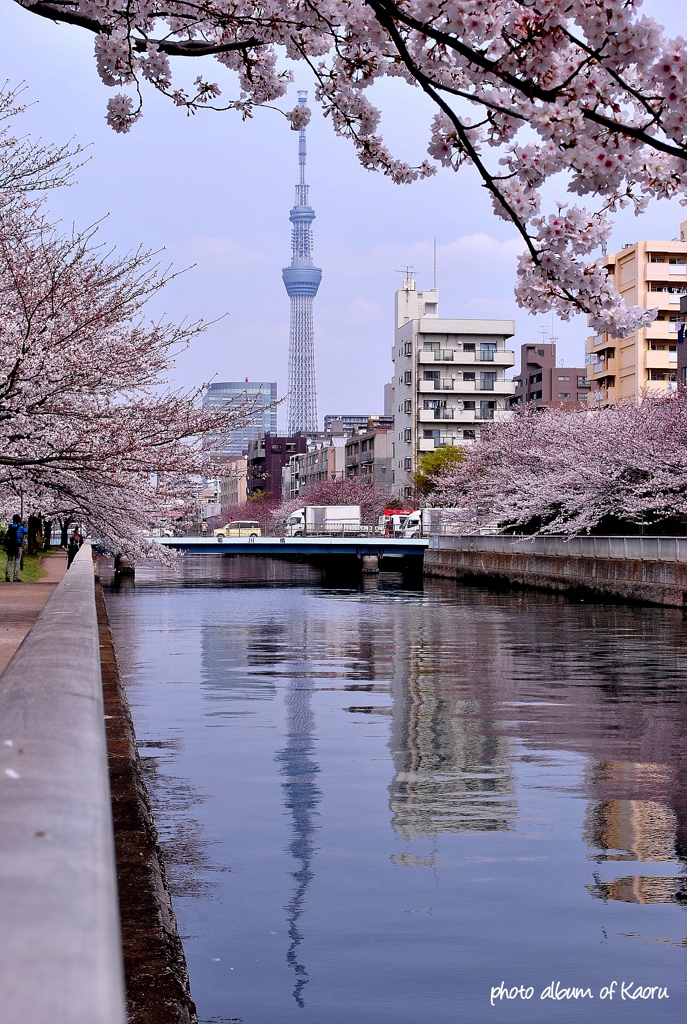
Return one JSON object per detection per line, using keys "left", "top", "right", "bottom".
{"left": 246, "top": 433, "right": 307, "bottom": 496}
{"left": 345, "top": 425, "right": 393, "bottom": 486}
{"left": 281, "top": 437, "right": 347, "bottom": 499}
{"left": 511, "top": 342, "right": 591, "bottom": 408}
{"left": 585, "top": 223, "right": 687, "bottom": 400}
{"left": 391, "top": 277, "right": 515, "bottom": 499}
{"left": 218, "top": 455, "right": 248, "bottom": 510}
{"left": 323, "top": 413, "right": 394, "bottom": 437}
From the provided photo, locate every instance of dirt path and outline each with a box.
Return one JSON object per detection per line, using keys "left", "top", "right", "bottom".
{"left": 0, "top": 551, "right": 68, "bottom": 676}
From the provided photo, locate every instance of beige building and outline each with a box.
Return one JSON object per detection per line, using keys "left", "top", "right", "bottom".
{"left": 281, "top": 438, "right": 347, "bottom": 500}
{"left": 391, "top": 277, "right": 515, "bottom": 499}
{"left": 345, "top": 425, "right": 393, "bottom": 486}
{"left": 586, "top": 222, "right": 687, "bottom": 400}
{"left": 219, "top": 456, "right": 248, "bottom": 510}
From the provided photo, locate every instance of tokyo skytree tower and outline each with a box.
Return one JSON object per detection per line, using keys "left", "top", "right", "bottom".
{"left": 282, "top": 91, "right": 322, "bottom": 434}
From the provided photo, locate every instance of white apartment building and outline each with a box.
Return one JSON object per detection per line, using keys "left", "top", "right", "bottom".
{"left": 391, "top": 278, "right": 515, "bottom": 499}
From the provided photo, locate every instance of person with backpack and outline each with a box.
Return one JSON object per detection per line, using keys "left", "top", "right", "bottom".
{"left": 4, "top": 514, "right": 27, "bottom": 582}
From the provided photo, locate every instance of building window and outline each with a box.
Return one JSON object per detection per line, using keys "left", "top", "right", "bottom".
{"left": 530, "top": 390, "right": 543, "bottom": 400}
{"left": 577, "top": 376, "right": 588, "bottom": 386}
{"left": 537, "top": 348, "right": 545, "bottom": 356}
{"left": 462, "top": 343, "right": 475, "bottom": 352}
{"left": 271, "top": 444, "right": 282, "bottom": 453}
{"left": 479, "top": 371, "right": 497, "bottom": 390}
{"left": 404, "top": 399, "right": 412, "bottom": 413}
{"left": 479, "top": 343, "right": 497, "bottom": 361}
{"left": 404, "top": 342, "right": 412, "bottom": 356}
{"left": 650, "top": 255, "right": 666, "bottom": 263}
{"left": 557, "top": 375, "right": 571, "bottom": 381}
{"left": 650, "top": 343, "right": 666, "bottom": 351}
{"left": 404, "top": 487, "right": 413, "bottom": 499}
{"left": 558, "top": 392, "right": 571, "bottom": 399}
{"left": 529, "top": 372, "right": 543, "bottom": 384}
{"left": 404, "top": 370, "right": 412, "bottom": 384}
{"left": 463, "top": 400, "right": 475, "bottom": 410}
{"left": 423, "top": 341, "right": 440, "bottom": 352}
{"left": 669, "top": 257, "right": 686, "bottom": 265}
{"left": 361, "top": 439, "right": 368, "bottom": 452}
{"left": 423, "top": 370, "right": 440, "bottom": 380}
{"left": 477, "top": 400, "right": 496, "bottom": 420}
{"left": 403, "top": 458, "right": 412, "bottom": 471}
{"left": 463, "top": 371, "right": 475, "bottom": 381}
{"left": 577, "top": 393, "right": 589, "bottom": 401}
{"left": 403, "top": 428, "right": 412, "bottom": 441}
{"left": 463, "top": 429, "right": 476, "bottom": 440}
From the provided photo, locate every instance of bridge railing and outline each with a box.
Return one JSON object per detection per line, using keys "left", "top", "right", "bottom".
{"left": 429, "top": 533, "right": 687, "bottom": 562}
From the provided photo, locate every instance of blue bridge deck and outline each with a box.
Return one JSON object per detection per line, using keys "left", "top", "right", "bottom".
{"left": 155, "top": 536, "right": 428, "bottom": 558}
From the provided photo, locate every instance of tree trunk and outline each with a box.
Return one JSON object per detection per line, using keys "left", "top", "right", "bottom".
{"left": 27, "top": 515, "right": 43, "bottom": 555}
{"left": 60, "top": 518, "right": 72, "bottom": 548}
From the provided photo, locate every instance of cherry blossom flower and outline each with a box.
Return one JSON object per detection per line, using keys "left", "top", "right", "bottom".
{"left": 13, "top": 1, "right": 687, "bottom": 332}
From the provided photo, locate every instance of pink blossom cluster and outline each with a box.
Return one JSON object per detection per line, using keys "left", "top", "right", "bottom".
{"left": 0, "top": 86, "right": 252, "bottom": 555}
{"left": 272, "top": 475, "right": 396, "bottom": 524}
{"left": 16, "top": 0, "right": 687, "bottom": 331}
{"left": 433, "top": 391, "right": 687, "bottom": 534}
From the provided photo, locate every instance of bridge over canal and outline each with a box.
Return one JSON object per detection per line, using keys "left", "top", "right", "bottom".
{"left": 154, "top": 535, "right": 428, "bottom": 574}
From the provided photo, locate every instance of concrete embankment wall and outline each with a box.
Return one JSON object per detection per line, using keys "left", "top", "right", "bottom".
{"left": 0, "top": 544, "right": 196, "bottom": 1024}
{"left": 0, "top": 543, "right": 127, "bottom": 1024}
{"left": 424, "top": 535, "right": 687, "bottom": 607}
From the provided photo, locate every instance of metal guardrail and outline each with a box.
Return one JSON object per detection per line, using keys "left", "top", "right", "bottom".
{"left": 429, "top": 534, "right": 687, "bottom": 562}
{"left": 0, "top": 544, "right": 127, "bottom": 1024}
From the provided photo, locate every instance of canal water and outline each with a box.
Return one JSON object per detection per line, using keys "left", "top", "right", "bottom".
{"left": 104, "top": 558, "right": 687, "bottom": 1023}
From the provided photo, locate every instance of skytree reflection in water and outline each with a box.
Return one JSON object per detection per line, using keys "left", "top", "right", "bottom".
{"left": 275, "top": 671, "right": 321, "bottom": 1007}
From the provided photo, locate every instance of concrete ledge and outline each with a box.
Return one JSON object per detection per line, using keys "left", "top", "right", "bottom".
{"left": 425, "top": 543, "right": 687, "bottom": 607}
{"left": 0, "top": 543, "right": 127, "bottom": 1024}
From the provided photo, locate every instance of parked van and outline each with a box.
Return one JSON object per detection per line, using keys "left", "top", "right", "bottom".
{"left": 213, "top": 520, "right": 262, "bottom": 539}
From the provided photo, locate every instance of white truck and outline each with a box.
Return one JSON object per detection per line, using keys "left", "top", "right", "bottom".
{"left": 285, "top": 505, "right": 362, "bottom": 537}
{"left": 403, "top": 507, "right": 501, "bottom": 538}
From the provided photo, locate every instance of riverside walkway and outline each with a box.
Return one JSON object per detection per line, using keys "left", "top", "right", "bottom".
{"left": 0, "top": 550, "right": 67, "bottom": 675}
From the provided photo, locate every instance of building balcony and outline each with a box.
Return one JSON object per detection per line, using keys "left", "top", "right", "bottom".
{"left": 645, "top": 349, "right": 677, "bottom": 369}
{"left": 419, "top": 378, "right": 455, "bottom": 392}
{"left": 645, "top": 263, "right": 687, "bottom": 282}
{"left": 588, "top": 356, "right": 618, "bottom": 378}
{"left": 418, "top": 407, "right": 458, "bottom": 423}
{"left": 418, "top": 349, "right": 515, "bottom": 366}
{"left": 645, "top": 320, "right": 675, "bottom": 340}
{"left": 417, "top": 438, "right": 435, "bottom": 452}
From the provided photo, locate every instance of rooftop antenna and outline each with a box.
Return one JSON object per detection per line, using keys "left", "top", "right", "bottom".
{"left": 395, "top": 266, "right": 416, "bottom": 289}
{"left": 433, "top": 239, "right": 437, "bottom": 290}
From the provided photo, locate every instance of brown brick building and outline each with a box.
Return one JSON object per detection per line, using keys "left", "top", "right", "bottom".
{"left": 511, "top": 342, "right": 591, "bottom": 409}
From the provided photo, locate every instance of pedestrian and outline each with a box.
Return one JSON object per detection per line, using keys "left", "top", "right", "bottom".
{"left": 4, "top": 514, "right": 27, "bottom": 582}
{"left": 201, "top": 521, "right": 208, "bottom": 536}
{"left": 67, "top": 527, "right": 83, "bottom": 569}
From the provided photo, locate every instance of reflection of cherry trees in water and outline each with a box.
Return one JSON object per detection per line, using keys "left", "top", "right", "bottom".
{"left": 275, "top": 674, "right": 321, "bottom": 1008}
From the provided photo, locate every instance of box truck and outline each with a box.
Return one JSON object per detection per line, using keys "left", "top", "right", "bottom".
{"left": 285, "top": 505, "right": 362, "bottom": 537}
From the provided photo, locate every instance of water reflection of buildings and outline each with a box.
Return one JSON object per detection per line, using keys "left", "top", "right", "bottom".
{"left": 384, "top": 600, "right": 518, "bottom": 840}
{"left": 381, "top": 586, "right": 687, "bottom": 904}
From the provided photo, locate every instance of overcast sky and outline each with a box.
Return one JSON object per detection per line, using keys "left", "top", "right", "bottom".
{"left": 2, "top": 0, "right": 684, "bottom": 429}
